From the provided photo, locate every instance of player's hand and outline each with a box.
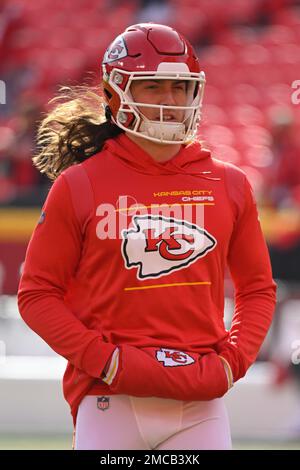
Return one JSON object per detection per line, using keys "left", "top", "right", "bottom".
{"left": 218, "top": 355, "right": 234, "bottom": 390}
{"left": 100, "top": 347, "right": 120, "bottom": 385}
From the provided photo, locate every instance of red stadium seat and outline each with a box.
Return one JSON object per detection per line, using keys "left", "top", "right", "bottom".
{"left": 202, "top": 105, "right": 228, "bottom": 126}
{"left": 237, "top": 125, "right": 273, "bottom": 147}
{"left": 201, "top": 45, "right": 235, "bottom": 66}
{"left": 259, "top": 24, "right": 298, "bottom": 47}
{"left": 272, "top": 6, "right": 300, "bottom": 29}
{"left": 266, "top": 83, "right": 294, "bottom": 106}
{"left": 231, "top": 84, "right": 262, "bottom": 107}
{"left": 244, "top": 145, "right": 274, "bottom": 169}
{"left": 203, "top": 85, "right": 225, "bottom": 106}
{"left": 209, "top": 144, "right": 241, "bottom": 166}
{"left": 229, "top": 105, "right": 266, "bottom": 127}
{"left": 273, "top": 43, "right": 300, "bottom": 64}
{"left": 202, "top": 124, "right": 235, "bottom": 147}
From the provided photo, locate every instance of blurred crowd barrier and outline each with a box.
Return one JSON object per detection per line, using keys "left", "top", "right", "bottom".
{"left": 0, "top": 0, "right": 300, "bottom": 204}
{"left": 1, "top": 0, "right": 300, "bottom": 282}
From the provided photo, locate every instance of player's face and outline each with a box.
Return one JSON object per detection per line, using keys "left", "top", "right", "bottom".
{"left": 130, "top": 79, "right": 187, "bottom": 123}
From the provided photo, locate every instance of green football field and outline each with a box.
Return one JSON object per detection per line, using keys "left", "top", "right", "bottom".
{"left": 0, "top": 435, "right": 299, "bottom": 450}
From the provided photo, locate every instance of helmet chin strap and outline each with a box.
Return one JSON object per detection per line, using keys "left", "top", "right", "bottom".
{"left": 139, "top": 118, "right": 186, "bottom": 142}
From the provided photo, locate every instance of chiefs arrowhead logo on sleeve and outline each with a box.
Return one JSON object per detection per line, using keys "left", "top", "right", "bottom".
{"left": 121, "top": 215, "right": 217, "bottom": 280}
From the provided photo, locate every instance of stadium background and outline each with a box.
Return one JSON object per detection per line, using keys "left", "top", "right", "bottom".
{"left": 1, "top": 0, "right": 300, "bottom": 450}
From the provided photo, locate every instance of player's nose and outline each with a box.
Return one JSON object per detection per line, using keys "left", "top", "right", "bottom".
{"left": 159, "top": 82, "right": 177, "bottom": 106}
{"left": 160, "top": 93, "right": 177, "bottom": 107}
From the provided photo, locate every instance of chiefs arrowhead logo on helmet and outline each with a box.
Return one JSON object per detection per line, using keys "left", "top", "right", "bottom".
{"left": 103, "top": 36, "right": 128, "bottom": 64}
{"left": 121, "top": 214, "right": 217, "bottom": 280}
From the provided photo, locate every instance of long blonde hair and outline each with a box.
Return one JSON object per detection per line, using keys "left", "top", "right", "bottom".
{"left": 33, "top": 85, "right": 123, "bottom": 181}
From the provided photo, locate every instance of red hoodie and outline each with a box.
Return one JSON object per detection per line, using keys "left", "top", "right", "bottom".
{"left": 17, "top": 133, "right": 276, "bottom": 426}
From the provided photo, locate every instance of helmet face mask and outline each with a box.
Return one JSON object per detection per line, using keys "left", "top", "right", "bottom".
{"left": 102, "top": 24, "right": 206, "bottom": 144}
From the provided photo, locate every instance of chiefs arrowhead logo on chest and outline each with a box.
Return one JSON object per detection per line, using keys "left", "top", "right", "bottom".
{"left": 121, "top": 215, "right": 217, "bottom": 280}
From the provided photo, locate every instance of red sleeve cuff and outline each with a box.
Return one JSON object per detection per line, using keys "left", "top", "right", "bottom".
{"left": 80, "top": 337, "right": 117, "bottom": 378}
{"left": 216, "top": 341, "right": 247, "bottom": 383}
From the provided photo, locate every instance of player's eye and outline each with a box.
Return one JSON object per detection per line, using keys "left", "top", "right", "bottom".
{"left": 145, "top": 85, "right": 158, "bottom": 89}
{"left": 173, "top": 82, "right": 186, "bottom": 90}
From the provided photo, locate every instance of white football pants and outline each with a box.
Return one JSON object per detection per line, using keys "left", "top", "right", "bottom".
{"left": 74, "top": 394, "right": 232, "bottom": 450}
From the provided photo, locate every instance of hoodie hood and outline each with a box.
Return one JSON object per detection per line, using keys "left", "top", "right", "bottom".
{"left": 103, "top": 133, "right": 221, "bottom": 181}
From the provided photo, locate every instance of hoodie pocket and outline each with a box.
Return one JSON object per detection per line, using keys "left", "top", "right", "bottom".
{"left": 109, "top": 345, "right": 229, "bottom": 401}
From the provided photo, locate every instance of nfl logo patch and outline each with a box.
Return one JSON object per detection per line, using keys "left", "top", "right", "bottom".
{"left": 97, "top": 396, "right": 110, "bottom": 411}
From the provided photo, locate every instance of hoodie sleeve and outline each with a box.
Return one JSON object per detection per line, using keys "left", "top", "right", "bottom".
{"left": 17, "top": 172, "right": 116, "bottom": 378}
{"left": 217, "top": 171, "right": 277, "bottom": 382}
